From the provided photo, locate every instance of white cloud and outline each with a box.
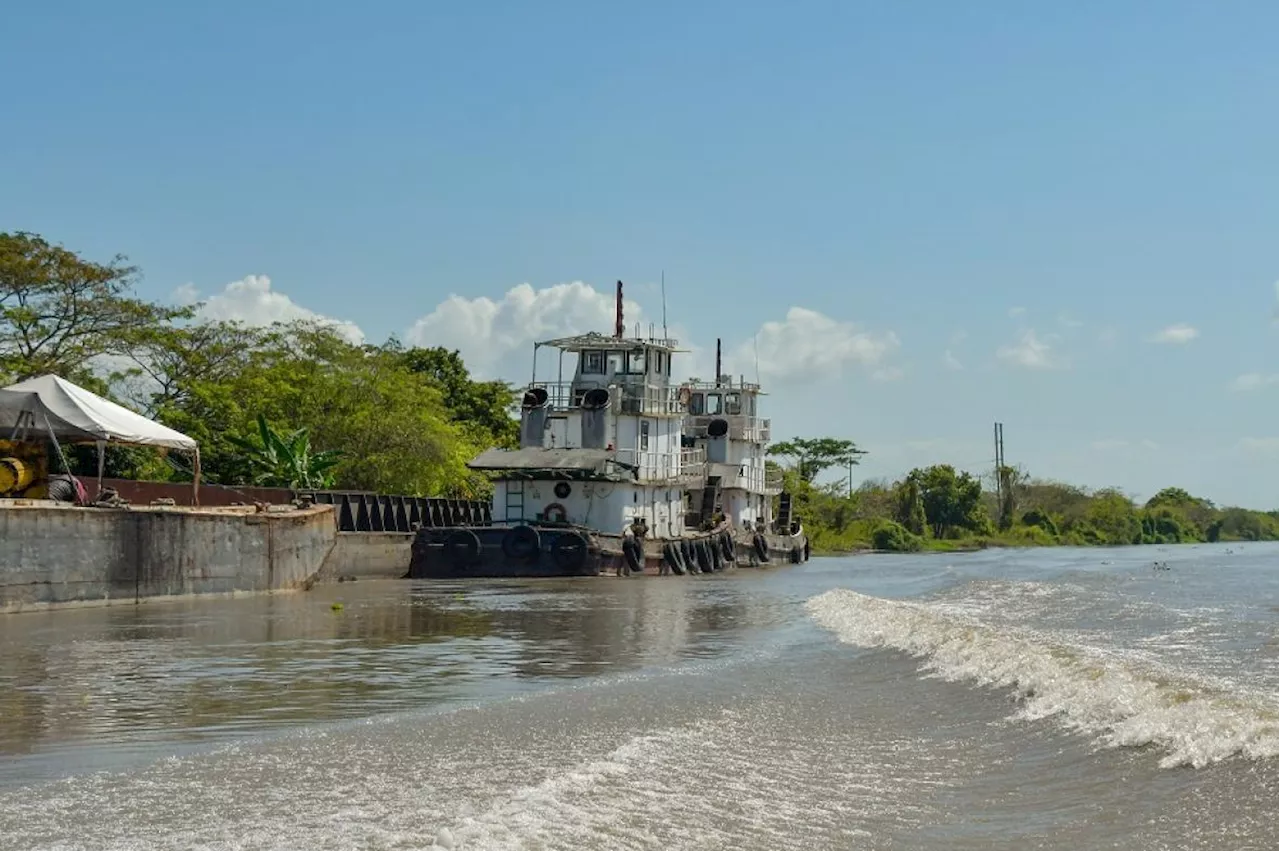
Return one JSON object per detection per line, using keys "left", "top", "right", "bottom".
{"left": 996, "top": 330, "right": 1063, "bottom": 370}
{"left": 736, "top": 306, "right": 900, "bottom": 384}
{"left": 403, "top": 282, "right": 899, "bottom": 386}
{"left": 176, "top": 275, "right": 365, "bottom": 344}
{"left": 404, "top": 281, "right": 656, "bottom": 380}
{"left": 1008, "top": 306, "right": 1026, "bottom": 318}
{"left": 942, "top": 349, "right": 963, "bottom": 371}
{"left": 1227, "top": 373, "right": 1278, "bottom": 392}
{"left": 1149, "top": 323, "right": 1199, "bottom": 344}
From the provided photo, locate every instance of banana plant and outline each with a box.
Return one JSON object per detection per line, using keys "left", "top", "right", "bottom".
{"left": 227, "top": 414, "right": 343, "bottom": 489}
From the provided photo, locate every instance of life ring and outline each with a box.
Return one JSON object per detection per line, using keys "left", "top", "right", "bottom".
{"left": 677, "top": 387, "right": 692, "bottom": 408}
{"left": 551, "top": 531, "right": 589, "bottom": 573}
{"left": 502, "top": 524, "right": 541, "bottom": 561}
{"left": 543, "top": 503, "right": 568, "bottom": 524}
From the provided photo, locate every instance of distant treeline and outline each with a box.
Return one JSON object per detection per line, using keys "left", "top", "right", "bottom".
{"left": 767, "top": 438, "right": 1279, "bottom": 553}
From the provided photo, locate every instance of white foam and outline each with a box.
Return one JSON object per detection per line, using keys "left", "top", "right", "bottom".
{"left": 806, "top": 589, "right": 1279, "bottom": 769}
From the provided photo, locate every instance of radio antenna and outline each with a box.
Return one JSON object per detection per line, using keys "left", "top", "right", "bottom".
{"left": 753, "top": 332, "right": 761, "bottom": 386}
{"left": 660, "top": 270, "right": 668, "bottom": 338}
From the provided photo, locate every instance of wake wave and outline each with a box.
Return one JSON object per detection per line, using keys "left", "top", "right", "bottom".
{"left": 806, "top": 589, "right": 1279, "bottom": 769}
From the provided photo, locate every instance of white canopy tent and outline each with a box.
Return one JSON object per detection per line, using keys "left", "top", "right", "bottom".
{"left": 0, "top": 374, "right": 201, "bottom": 502}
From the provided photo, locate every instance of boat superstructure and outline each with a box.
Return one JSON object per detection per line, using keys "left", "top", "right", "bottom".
{"left": 409, "top": 282, "right": 808, "bottom": 578}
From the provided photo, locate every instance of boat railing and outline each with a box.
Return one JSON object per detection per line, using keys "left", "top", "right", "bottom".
{"left": 609, "top": 446, "right": 706, "bottom": 484}
{"left": 707, "top": 463, "right": 784, "bottom": 494}
{"left": 529, "top": 381, "right": 685, "bottom": 416}
{"left": 684, "top": 414, "right": 772, "bottom": 442}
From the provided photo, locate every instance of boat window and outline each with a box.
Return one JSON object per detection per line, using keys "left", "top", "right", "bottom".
{"left": 653, "top": 351, "right": 664, "bottom": 375}
{"left": 724, "top": 392, "right": 742, "bottom": 415}
{"left": 747, "top": 394, "right": 756, "bottom": 416}
{"left": 582, "top": 351, "right": 606, "bottom": 375}
{"left": 706, "top": 393, "right": 722, "bottom": 415}
{"left": 640, "top": 420, "right": 650, "bottom": 450}
{"left": 689, "top": 392, "right": 705, "bottom": 415}
{"left": 627, "top": 349, "right": 647, "bottom": 374}
{"left": 607, "top": 352, "right": 624, "bottom": 374}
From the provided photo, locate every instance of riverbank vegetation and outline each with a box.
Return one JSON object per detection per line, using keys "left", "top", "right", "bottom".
{"left": 768, "top": 438, "right": 1279, "bottom": 552}
{"left": 0, "top": 231, "right": 517, "bottom": 496}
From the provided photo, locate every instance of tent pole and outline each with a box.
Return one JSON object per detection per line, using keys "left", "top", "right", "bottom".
{"left": 193, "top": 448, "right": 201, "bottom": 507}
{"left": 96, "top": 441, "right": 105, "bottom": 498}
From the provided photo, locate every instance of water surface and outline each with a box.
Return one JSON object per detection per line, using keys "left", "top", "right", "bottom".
{"left": 0, "top": 542, "right": 1274, "bottom": 850}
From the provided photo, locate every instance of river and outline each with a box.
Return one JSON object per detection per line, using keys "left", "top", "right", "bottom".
{"left": 0, "top": 541, "right": 1275, "bottom": 850}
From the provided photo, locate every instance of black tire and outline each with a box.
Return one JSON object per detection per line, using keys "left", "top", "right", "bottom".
{"left": 622, "top": 538, "right": 643, "bottom": 574}
{"left": 790, "top": 546, "right": 802, "bottom": 564}
{"left": 46, "top": 475, "right": 77, "bottom": 503}
{"left": 680, "top": 539, "right": 695, "bottom": 572}
{"left": 753, "top": 534, "right": 769, "bottom": 563}
{"left": 502, "top": 524, "right": 542, "bottom": 561}
{"left": 551, "top": 531, "right": 589, "bottom": 573}
{"left": 709, "top": 537, "right": 724, "bottom": 571}
{"left": 695, "top": 539, "right": 713, "bottom": 573}
{"left": 803, "top": 541, "right": 811, "bottom": 562}
{"left": 719, "top": 532, "right": 735, "bottom": 562}
{"left": 662, "top": 542, "right": 685, "bottom": 576}
{"left": 444, "top": 529, "right": 481, "bottom": 569}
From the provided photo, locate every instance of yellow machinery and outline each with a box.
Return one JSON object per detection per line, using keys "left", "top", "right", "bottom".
{"left": 0, "top": 439, "right": 50, "bottom": 498}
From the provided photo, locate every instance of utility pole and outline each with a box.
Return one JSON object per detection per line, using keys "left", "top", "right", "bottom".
{"left": 993, "top": 422, "right": 1005, "bottom": 502}
{"left": 847, "top": 458, "right": 854, "bottom": 498}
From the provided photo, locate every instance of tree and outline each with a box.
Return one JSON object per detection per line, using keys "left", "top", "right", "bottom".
{"left": 893, "top": 478, "right": 927, "bottom": 535}
{"left": 397, "top": 345, "right": 519, "bottom": 449}
{"left": 0, "top": 232, "right": 192, "bottom": 380}
{"left": 767, "top": 436, "right": 867, "bottom": 484}
{"left": 905, "top": 464, "right": 990, "bottom": 538}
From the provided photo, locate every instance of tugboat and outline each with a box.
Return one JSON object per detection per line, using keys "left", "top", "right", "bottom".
{"left": 409, "top": 282, "right": 809, "bottom": 578}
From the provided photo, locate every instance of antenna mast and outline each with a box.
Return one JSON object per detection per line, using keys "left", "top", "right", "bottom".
{"left": 614, "top": 281, "right": 624, "bottom": 339}
{"left": 661, "top": 270, "right": 668, "bottom": 339}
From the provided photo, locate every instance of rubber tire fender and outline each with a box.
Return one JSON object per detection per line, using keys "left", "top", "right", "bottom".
{"left": 694, "top": 539, "right": 713, "bottom": 573}
{"left": 551, "top": 531, "right": 589, "bottom": 573}
{"left": 680, "top": 539, "right": 696, "bottom": 572}
{"left": 502, "top": 524, "right": 542, "bottom": 561}
{"left": 622, "top": 537, "right": 643, "bottom": 575}
{"left": 444, "top": 529, "right": 482, "bottom": 569}
{"left": 752, "top": 534, "right": 769, "bottom": 563}
{"left": 719, "top": 531, "right": 735, "bottom": 562}
{"left": 662, "top": 542, "right": 686, "bottom": 576}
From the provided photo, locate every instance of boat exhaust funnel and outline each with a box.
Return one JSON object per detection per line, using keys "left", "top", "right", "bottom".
{"left": 520, "top": 386, "right": 551, "bottom": 448}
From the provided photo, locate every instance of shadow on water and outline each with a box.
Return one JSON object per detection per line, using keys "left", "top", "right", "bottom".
{"left": 0, "top": 574, "right": 758, "bottom": 775}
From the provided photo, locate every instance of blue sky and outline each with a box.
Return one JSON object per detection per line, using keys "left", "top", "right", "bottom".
{"left": 2, "top": 1, "right": 1276, "bottom": 508}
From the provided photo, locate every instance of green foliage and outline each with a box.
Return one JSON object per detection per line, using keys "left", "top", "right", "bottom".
{"left": 893, "top": 478, "right": 927, "bottom": 535}
{"left": 0, "top": 232, "right": 192, "bottom": 381}
{"left": 227, "top": 414, "right": 343, "bottom": 489}
{"left": 396, "top": 345, "right": 519, "bottom": 449}
{"left": 767, "top": 436, "right": 867, "bottom": 484}
{"left": 906, "top": 464, "right": 991, "bottom": 539}
{"left": 871, "top": 520, "right": 923, "bottom": 552}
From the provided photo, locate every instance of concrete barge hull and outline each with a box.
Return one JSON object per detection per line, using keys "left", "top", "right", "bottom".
{"left": 0, "top": 501, "right": 337, "bottom": 613}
